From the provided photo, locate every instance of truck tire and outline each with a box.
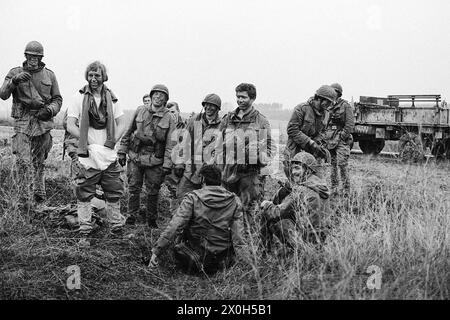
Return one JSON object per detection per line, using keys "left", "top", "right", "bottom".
{"left": 359, "top": 140, "right": 385, "bottom": 155}
{"left": 398, "top": 133, "right": 425, "bottom": 162}
{"left": 432, "top": 139, "right": 450, "bottom": 160}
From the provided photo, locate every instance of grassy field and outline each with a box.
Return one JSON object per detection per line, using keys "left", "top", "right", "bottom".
{"left": 0, "top": 126, "right": 449, "bottom": 300}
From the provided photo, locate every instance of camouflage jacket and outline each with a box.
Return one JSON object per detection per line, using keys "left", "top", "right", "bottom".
{"left": 174, "top": 112, "right": 221, "bottom": 185}
{"left": 0, "top": 62, "right": 62, "bottom": 136}
{"left": 118, "top": 104, "right": 176, "bottom": 169}
{"left": 219, "top": 106, "right": 272, "bottom": 182}
{"left": 286, "top": 98, "right": 326, "bottom": 157}
{"left": 153, "top": 185, "right": 245, "bottom": 256}
{"left": 324, "top": 97, "right": 355, "bottom": 149}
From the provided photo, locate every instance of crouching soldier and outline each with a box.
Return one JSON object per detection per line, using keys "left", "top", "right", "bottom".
{"left": 66, "top": 61, "right": 127, "bottom": 245}
{"left": 118, "top": 84, "right": 176, "bottom": 228}
{"left": 260, "top": 152, "right": 331, "bottom": 254}
{"left": 149, "top": 165, "right": 246, "bottom": 275}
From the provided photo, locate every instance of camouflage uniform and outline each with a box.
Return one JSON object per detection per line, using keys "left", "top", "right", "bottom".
{"left": 284, "top": 98, "right": 326, "bottom": 178}
{"left": 261, "top": 174, "right": 331, "bottom": 250}
{"left": 152, "top": 185, "right": 245, "bottom": 274}
{"left": 0, "top": 61, "right": 62, "bottom": 201}
{"left": 119, "top": 105, "right": 176, "bottom": 224}
{"left": 324, "top": 97, "right": 354, "bottom": 194}
{"left": 175, "top": 112, "right": 222, "bottom": 200}
{"left": 219, "top": 106, "right": 272, "bottom": 219}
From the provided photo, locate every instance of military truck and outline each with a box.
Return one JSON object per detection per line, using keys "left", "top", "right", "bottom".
{"left": 352, "top": 94, "right": 450, "bottom": 160}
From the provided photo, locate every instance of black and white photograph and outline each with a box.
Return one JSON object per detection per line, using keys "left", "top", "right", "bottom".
{"left": 0, "top": 0, "right": 449, "bottom": 306}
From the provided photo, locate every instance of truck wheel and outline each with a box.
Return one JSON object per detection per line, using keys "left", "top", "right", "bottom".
{"left": 398, "top": 133, "right": 425, "bottom": 162}
{"left": 359, "top": 140, "right": 385, "bottom": 155}
{"left": 433, "top": 139, "right": 450, "bottom": 159}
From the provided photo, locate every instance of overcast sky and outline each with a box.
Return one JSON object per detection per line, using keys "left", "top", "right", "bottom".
{"left": 1, "top": 0, "right": 449, "bottom": 114}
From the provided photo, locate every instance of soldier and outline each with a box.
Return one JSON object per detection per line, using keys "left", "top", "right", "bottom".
{"left": 324, "top": 83, "right": 355, "bottom": 197}
{"left": 118, "top": 84, "right": 176, "bottom": 228}
{"left": 260, "top": 152, "right": 331, "bottom": 253}
{"left": 163, "top": 101, "right": 185, "bottom": 208}
{"left": 0, "top": 41, "right": 62, "bottom": 203}
{"left": 149, "top": 165, "right": 245, "bottom": 275}
{"left": 283, "top": 85, "right": 337, "bottom": 178}
{"left": 66, "top": 61, "right": 127, "bottom": 244}
{"left": 143, "top": 94, "right": 151, "bottom": 107}
{"left": 219, "top": 83, "right": 272, "bottom": 220}
{"left": 174, "top": 93, "right": 222, "bottom": 201}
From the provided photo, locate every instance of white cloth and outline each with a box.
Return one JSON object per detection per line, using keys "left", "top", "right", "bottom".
{"left": 67, "top": 92, "right": 124, "bottom": 171}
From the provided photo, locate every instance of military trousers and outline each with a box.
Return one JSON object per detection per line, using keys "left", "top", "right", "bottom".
{"left": 12, "top": 131, "right": 52, "bottom": 201}
{"left": 127, "top": 160, "right": 165, "bottom": 220}
{"left": 329, "top": 140, "right": 351, "bottom": 194}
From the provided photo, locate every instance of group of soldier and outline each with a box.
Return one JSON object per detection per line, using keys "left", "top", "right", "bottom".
{"left": 1, "top": 41, "right": 355, "bottom": 275}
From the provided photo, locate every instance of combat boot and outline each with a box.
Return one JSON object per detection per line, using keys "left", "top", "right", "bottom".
{"left": 106, "top": 201, "right": 126, "bottom": 235}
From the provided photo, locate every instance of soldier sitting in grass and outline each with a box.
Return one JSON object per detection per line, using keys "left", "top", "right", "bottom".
{"left": 260, "top": 152, "right": 331, "bottom": 254}
{"left": 149, "top": 165, "right": 246, "bottom": 275}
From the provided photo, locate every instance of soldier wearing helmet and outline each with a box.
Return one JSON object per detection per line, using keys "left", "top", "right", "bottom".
{"left": 324, "top": 83, "right": 355, "bottom": 197}
{"left": 260, "top": 151, "right": 331, "bottom": 253}
{"left": 0, "top": 41, "right": 62, "bottom": 204}
{"left": 219, "top": 83, "right": 273, "bottom": 220}
{"left": 283, "top": 85, "right": 337, "bottom": 178}
{"left": 118, "top": 84, "right": 176, "bottom": 228}
{"left": 172, "top": 93, "right": 223, "bottom": 204}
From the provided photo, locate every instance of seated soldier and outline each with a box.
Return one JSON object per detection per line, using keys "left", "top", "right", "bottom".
{"left": 260, "top": 151, "right": 331, "bottom": 253}
{"left": 149, "top": 165, "right": 246, "bottom": 275}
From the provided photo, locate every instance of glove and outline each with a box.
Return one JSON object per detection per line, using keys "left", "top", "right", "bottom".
{"left": 162, "top": 167, "right": 172, "bottom": 176}
{"left": 118, "top": 153, "right": 127, "bottom": 167}
{"left": 260, "top": 200, "right": 273, "bottom": 212}
{"left": 35, "top": 107, "right": 53, "bottom": 121}
{"left": 12, "top": 72, "right": 31, "bottom": 85}
{"left": 174, "top": 167, "right": 184, "bottom": 178}
{"left": 148, "top": 253, "right": 159, "bottom": 268}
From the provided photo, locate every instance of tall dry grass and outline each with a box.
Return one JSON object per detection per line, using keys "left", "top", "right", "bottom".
{"left": 1, "top": 131, "right": 449, "bottom": 299}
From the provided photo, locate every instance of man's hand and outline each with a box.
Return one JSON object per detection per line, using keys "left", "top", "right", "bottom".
{"left": 148, "top": 253, "right": 159, "bottom": 268}
{"left": 12, "top": 72, "right": 31, "bottom": 85}
{"left": 174, "top": 167, "right": 184, "bottom": 178}
{"left": 35, "top": 107, "right": 53, "bottom": 121}
{"left": 310, "top": 140, "right": 327, "bottom": 159}
{"left": 260, "top": 200, "right": 272, "bottom": 212}
{"left": 118, "top": 153, "right": 127, "bottom": 167}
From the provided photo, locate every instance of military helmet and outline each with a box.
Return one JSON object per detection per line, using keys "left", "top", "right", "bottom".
{"left": 150, "top": 84, "right": 169, "bottom": 100}
{"left": 330, "top": 83, "right": 343, "bottom": 95}
{"left": 315, "top": 85, "right": 337, "bottom": 103}
{"left": 201, "top": 93, "right": 221, "bottom": 110}
{"left": 291, "top": 151, "right": 319, "bottom": 172}
{"left": 24, "top": 41, "right": 44, "bottom": 56}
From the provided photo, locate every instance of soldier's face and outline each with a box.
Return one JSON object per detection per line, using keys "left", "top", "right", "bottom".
{"left": 204, "top": 103, "right": 219, "bottom": 117}
{"left": 151, "top": 91, "right": 168, "bottom": 107}
{"left": 291, "top": 163, "right": 307, "bottom": 184}
{"left": 87, "top": 69, "right": 104, "bottom": 91}
{"left": 319, "top": 98, "right": 332, "bottom": 111}
{"left": 25, "top": 54, "right": 41, "bottom": 69}
{"left": 143, "top": 97, "right": 151, "bottom": 106}
{"left": 236, "top": 91, "right": 254, "bottom": 111}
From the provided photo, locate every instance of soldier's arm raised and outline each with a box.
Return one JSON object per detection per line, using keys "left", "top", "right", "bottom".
{"left": 287, "top": 106, "right": 312, "bottom": 149}
{"left": 152, "top": 193, "right": 194, "bottom": 256}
